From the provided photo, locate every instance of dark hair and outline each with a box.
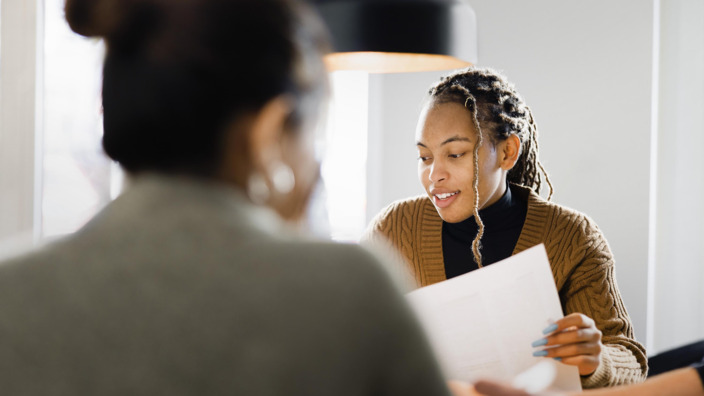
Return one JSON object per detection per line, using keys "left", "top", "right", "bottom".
{"left": 429, "top": 66, "right": 553, "bottom": 265}
{"left": 65, "top": 0, "right": 329, "bottom": 175}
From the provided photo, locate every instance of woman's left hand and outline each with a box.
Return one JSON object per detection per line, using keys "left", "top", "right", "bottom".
{"left": 531, "top": 312, "right": 603, "bottom": 376}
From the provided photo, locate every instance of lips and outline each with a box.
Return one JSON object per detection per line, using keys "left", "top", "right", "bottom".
{"left": 432, "top": 190, "right": 460, "bottom": 209}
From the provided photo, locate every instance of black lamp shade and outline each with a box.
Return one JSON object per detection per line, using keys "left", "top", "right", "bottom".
{"left": 310, "top": 0, "right": 477, "bottom": 72}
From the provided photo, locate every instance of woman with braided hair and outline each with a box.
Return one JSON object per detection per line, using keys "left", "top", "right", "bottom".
{"left": 364, "top": 67, "right": 647, "bottom": 388}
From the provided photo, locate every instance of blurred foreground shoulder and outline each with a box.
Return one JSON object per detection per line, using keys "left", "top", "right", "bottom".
{"left": 279, "top": 240, "right": 452, "bottom": 396}
{"left": 275, "top": 239, "right": 404, "bottom": 290}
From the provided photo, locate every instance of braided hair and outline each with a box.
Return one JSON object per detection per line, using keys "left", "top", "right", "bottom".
{"left": 429, "top": 66, "right": 553, "bottom": 266}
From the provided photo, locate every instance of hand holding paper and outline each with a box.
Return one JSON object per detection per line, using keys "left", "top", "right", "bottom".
{"left": 407, "top": 244, "right": 582, "bottom": 393}
{"left": 447, "top": 361, "right": 571, "bottom": 396}
{"left": 533, "top": 313, "right": 603, "bottom": 376}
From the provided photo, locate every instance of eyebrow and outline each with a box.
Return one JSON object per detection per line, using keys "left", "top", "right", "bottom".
{"left": 416, "top": 135, "right": 472, "bottom": 148}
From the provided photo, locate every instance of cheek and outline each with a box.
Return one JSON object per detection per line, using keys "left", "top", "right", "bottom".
{"left": 445, "top": 157, "right": 476, "bottom": 190}
{"left": 475, "top": 151, "right": 504, "bottom": 198}
{"left": 478, "top": 149, "right": 501, "bottom": 180}
{"left": 459, "top": 160, "right": 476, "bottom": 183}
{"left": 283, "top": 134, "right": 318, "bottom": 179}
{"left": 417, "top": 163, "right": 427, "bottom": 184}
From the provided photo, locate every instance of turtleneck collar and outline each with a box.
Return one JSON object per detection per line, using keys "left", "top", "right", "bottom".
{"left": 442, "top": 182, "right": 528, "bottom": 275}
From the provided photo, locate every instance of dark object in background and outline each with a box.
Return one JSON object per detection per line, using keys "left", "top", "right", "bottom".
{"left": 648, "top": 340, "right": 704, "bottom": 377}
{"left": 310, "top": 0, "right": 477, "bottom": 72}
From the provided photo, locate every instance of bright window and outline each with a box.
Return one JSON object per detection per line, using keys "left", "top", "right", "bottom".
{"left": 35, "top": 0, "right": 371, "bottom": 242}
{"left": 319, "top": 72, "right": 369, "bottom": 242}
{"left": 41, "top": 0, "right": 116, "bottom": 238}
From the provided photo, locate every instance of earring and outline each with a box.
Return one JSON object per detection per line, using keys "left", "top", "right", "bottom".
{"left": 270, "top": 161, "right": 295, "bottom": 195}
{"left": 247, "top": 171, "right": 270, "bottom": 205}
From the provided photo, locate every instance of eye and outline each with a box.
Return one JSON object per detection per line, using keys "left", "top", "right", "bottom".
{"left": 449, "top": 153, "right": 465, "bottom": 159}
{"left": 418, "top": 156, "right": 431, "bottom": 163}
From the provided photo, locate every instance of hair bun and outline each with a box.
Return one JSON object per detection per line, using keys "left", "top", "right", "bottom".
{"left": 64, "top": 0, "right": 146, "bottom": 39}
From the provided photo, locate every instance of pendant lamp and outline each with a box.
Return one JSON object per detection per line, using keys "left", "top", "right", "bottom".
{"left": 310, "top": 0, "right": 478, "bottom": 73}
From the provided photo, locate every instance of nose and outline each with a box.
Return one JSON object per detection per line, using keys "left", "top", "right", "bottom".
{"left": 428, "top": 161, "right": 448, "bottom": 183}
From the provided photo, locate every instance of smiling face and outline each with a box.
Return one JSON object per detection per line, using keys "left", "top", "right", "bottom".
{"left": 416, "top": 100, "right": 511, "bottom": 223}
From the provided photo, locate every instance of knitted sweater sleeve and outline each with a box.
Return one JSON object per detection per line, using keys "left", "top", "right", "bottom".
{"left": 361, "top": 200, "right": 421, "bottom": 291}
{"left": 559, "top": 216, "right": 648, "bottom": 388}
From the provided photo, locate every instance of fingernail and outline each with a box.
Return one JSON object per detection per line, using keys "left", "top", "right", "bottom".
{"left": 532, "top": 350, "right": 548, "bottom": 357}
{"left": 531, "top": 338, "right": 548, "bottom": 347}
{"left": 542, "top": 324, "right": 558, "bottom": 334}
{"left": 554, "top": 357, "right": 562, "bottom": 361}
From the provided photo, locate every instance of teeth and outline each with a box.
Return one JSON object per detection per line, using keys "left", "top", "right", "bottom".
{"left": 436, "top": 192, "right": 458, "bottom": 200}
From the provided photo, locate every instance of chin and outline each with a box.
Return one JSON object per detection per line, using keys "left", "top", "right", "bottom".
{"left": 430, "top": 195, "right": 473, "bottom": 223}
{"left": 435, "top": 208, "right": 470, "bottom": 224}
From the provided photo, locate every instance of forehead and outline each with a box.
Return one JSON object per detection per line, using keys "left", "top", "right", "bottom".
{"left": 415, "top": 101, "right": 477, "bottom": 145}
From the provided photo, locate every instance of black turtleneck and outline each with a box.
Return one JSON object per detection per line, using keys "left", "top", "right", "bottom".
{"left": 442, "top": 184, "right": 528, "bottom": 279}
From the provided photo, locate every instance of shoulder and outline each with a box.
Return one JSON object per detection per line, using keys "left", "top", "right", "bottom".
{"left": 238, "top": 240, "right": 419, "bottom": 329}
{"left": 516, "top": 185, "right": 604, "bottom": 242}
{"left": 513, "top": 185, "right": 612, "bottom": 271}
{"left": 365, "top": 195, "right": 434, "bottom": 239}
{"left": 246, "top": 239, "right": 399, "bottom": 288}
{"left": 0, "top": 237, "right": 403, "bottom": 324}
{"left": 0, "top": 237, "right": 86, "bottom": 307}
{"left": 544, "top": 201, "right": 604, "bottom": 245}
{"left": 0, "top": 236, "right": 72, "bottom": 274}
{"left": 269, "top": 239, "right": 381, "bottom": 269}
{"left": 371, "top": 195, "right": 432, "bottom": 225}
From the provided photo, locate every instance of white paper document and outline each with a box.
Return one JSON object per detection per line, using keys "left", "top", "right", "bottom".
{"left": 406, "top": 244, "right": 582, "bottom": 392}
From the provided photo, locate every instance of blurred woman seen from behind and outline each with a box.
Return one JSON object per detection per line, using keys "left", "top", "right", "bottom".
{"left": 0, "top": 1, "right": 454, "bottom": 395}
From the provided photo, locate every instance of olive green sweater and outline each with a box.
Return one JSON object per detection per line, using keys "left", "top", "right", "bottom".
{"left": 364, "top": 184, "right": 647, "bottom": 389}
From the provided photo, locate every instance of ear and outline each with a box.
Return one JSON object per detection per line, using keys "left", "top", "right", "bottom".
{"left": 247, "top": 95, "right": 294, "bottom": 172}
{"left": 217, "top": 95, "right": 293, "bottom": 188}
{"left": 499, "top": 134, "right": 521, "bottom": 171}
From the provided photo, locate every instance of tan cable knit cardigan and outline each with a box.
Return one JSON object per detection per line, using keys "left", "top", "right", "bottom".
{"left": 364, "top": 184, "right": 647, "bottom": 389}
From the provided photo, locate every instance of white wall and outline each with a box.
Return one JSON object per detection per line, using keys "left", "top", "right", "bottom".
{"left": 366, "top": 0, "right": 655, "bottom": 347}
{"left": 652, "top": 0, "right": 704, "bottom": 353}
{"left": 366, "top": 71, "right": 442, "bottom": 222}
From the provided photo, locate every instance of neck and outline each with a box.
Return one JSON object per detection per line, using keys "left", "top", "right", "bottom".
{"left": 479, "top": 178, "right": 508, "bottom": 210}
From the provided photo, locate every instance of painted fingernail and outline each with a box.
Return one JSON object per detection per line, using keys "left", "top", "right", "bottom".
{"left": 532, "top": 350, "right": 548, "bottom": 357}
{"left": 531, "top": 338, "right": 548, "bottom": 347}
{"left": 554, "top": 357, "right": 562, "bottom": 361}
{"left": 542, "top": 324, "right": 558, "bottom": 334}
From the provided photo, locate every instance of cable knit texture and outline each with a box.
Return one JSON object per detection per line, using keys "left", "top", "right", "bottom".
{"left": 363, "top": 184, "right": 647, "bottom": 389}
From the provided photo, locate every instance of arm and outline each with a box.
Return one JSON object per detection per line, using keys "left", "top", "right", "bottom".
{"left": 558, "top": 219, "right": 647, "bottom": 387}
{"left": 466, "top": 367, "right": 704, "bottom": 396}
{"left": 578, "top": 367, "right": 704, "bottom": 396}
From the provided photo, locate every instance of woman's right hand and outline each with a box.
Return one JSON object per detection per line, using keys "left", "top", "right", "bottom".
{"left": 471, "top": 380, "right": 532, "bottom": 396}
{"left": 447, "top": 381, "right": 482, "bottom": 396}
{"left": 470, "top": 379, "right": 572, "bottom": 396}
{"left": 447, "top": 380, "right": 533, "bottom": 396}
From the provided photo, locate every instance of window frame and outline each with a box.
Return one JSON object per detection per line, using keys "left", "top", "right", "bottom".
{"left": 0, "top": 0, "right": 43, "bottom": 251}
